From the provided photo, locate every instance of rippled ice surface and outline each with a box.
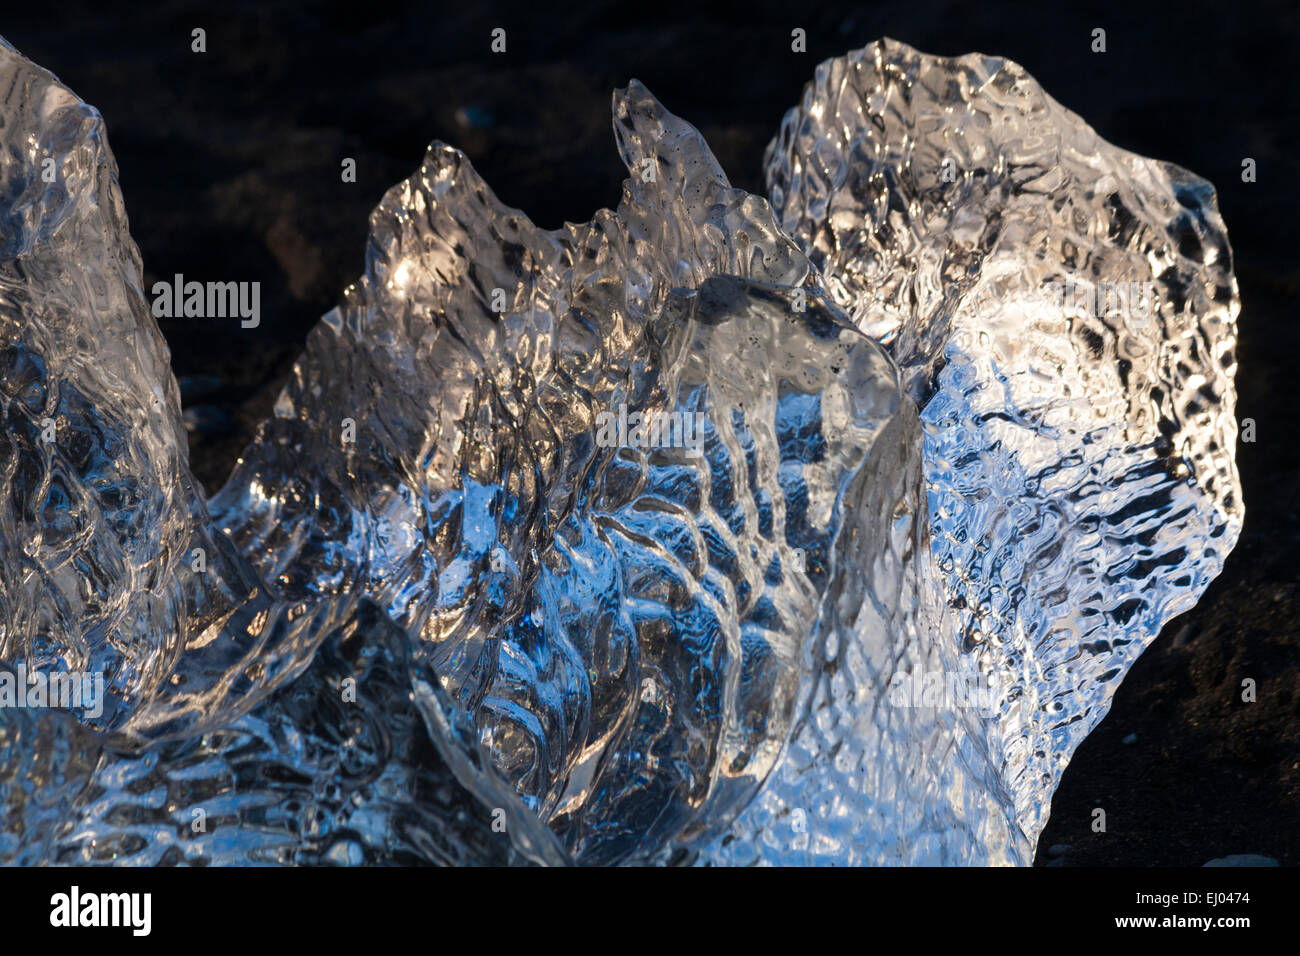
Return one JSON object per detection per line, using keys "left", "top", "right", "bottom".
{"left": 0, "top": 36, "right": 1240, "bottom": 865}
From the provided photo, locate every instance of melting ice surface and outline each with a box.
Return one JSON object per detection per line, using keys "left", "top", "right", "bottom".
{"left": 0, "top": 37, "right": 1240, "bottom": 865}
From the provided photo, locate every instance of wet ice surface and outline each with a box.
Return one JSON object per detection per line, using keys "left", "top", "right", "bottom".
{"left": 759, "top": 39, "right": 1242, "bottom": 849}
{"left": 0, "top": 37, "right": 1240, "bottom": 865}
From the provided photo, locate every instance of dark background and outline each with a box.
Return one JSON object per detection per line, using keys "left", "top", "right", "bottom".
{"left": 5, "top": 0, "right": 1296, "bottom": 865}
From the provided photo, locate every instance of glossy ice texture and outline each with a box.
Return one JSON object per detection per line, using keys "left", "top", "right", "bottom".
{"left": 759, "top": 39, "right": 1241, "bottom": 849}
{"left": 0, "top": 37, "right": 1240, "bottom": 865}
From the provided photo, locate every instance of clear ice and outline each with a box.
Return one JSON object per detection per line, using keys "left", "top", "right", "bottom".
{"left": 0, "top": 36, "right": 1240, "bottom": 865}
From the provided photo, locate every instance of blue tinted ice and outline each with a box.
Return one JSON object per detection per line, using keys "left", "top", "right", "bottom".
{"left": 750, "top": 39, "right": 1242, "bottom": 853}
{"left": 0, "top": 37, "right": 1240, "bottom": 866}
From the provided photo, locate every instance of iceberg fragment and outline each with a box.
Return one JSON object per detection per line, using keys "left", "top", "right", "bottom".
{"left": 0, "top": 36, "right": 361, "bottom": 749}
{"left": 0, "top": 35, "right": 1241, "bottom": 866}
{"left": 209, "top": 82, "right": 924, "bottom": 863}
{"left": 755, "top": 38, "right": 1242, "bottom": 850}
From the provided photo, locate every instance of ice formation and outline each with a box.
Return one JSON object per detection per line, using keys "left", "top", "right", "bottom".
{"left": 0, "top": 36, "right": 1240, "bottom": 865}
{"left": 711, "top": 38, "right": 1242, "bottom": 862}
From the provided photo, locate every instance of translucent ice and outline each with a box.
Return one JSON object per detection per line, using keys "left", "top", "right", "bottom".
{"left": 0, "top": 36, "right": 370, "bottom": 751}
{"left": 747, "top": 38, "right": 1242, "bottom": 853}
{"left": 0, "top": 36, "right": 1241, "bottom": 866}
{"left": 207, "top": 83, "right": 926, "bottom": 863}
{"left": 1, "top": 603, "right": 538, "bottom": 866}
